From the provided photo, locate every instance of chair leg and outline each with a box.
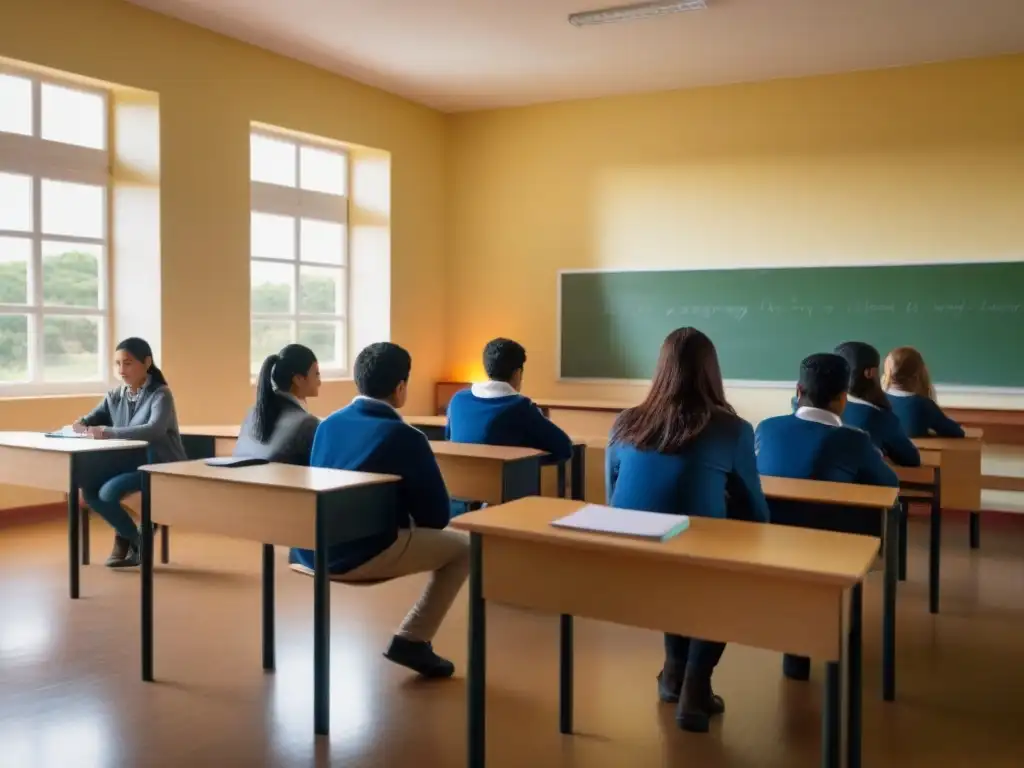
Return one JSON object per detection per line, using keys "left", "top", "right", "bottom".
{"left": 897, "top": 500, "right": 908, "bottom": 582}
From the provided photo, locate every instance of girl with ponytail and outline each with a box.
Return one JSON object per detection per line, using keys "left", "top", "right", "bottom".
{"left": 235, "top": 344, "right": 321, "bottom": 465}
{"left": 74, "top": 337, "right": 188, "bottom": 567}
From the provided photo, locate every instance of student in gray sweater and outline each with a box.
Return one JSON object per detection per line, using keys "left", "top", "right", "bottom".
{"left": 74, "top": 337, "right": 187, "bottom": 567}
{"left": 234, "top": 344, "right": 321, "bottom": 466}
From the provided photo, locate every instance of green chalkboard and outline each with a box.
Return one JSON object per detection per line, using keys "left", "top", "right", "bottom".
{"left": 559, "top": 263, "right": 1024, "bottom": 388}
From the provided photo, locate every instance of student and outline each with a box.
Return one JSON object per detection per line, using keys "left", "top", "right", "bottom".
{"left": 74, "top": 337, "right": 187, "bottom": 567}
{"left": 756, "top": 352, "right": 898, "bottom": 681}
{"left": 883, "top": 346, "right": 965, "bottom": 438}
{"left": 234, "top": 344, "right": 322, "bottom": 464}
{"left": 834, "top": 341, "right": 921, "bottom": 467}
{"left": 606, "top": 327, "right": 769, "bottom": 734}
{"left": 289, "top": 342, "right": 468, "bottom": 678}
{"left": 446, "top": 338, "right": 572, "bottom": 461}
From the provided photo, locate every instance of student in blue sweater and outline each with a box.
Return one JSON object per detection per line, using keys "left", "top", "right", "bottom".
{"left": 834, "top": 341, "right": 921, "bottom": 467}
{"left": 606, "top": 327, "right": 769, "bottom": 733}
{"left": 756, "top": 352, "right": 898, "bottom": 682}
{"left": 289, "top": 342, "right": 468, "bottom": 678}
{"left": 446, "top": 338, "right": 572, "bottom": 461}
{"left": 883, "top": 346, "right": 965, "bottom": 438}
{"left": 74, "top": 337, "right": 187, "bottom": 568}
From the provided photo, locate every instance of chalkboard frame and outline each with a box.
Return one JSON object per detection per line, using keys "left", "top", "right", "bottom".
{"left": 556, "top": 264, "right": 1024, "bottom": 395}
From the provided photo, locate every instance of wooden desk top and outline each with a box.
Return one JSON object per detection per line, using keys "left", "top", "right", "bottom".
{"left": 180, "top": 425, "right": 240, "bottom": 438}
{"left": 963, "top": 427, "right": 984, "bottom": 439}
{"left": 406, "top": 415, "right": 447, "bottom": 428}
{"left": 452, "top": 497, "right": 879, "bottom": 587}
{"left": 428, "top": 441, "right": 545, "bottom": 462}
{"left": 141, "top": 459, "right": 399, "bottom": 493}
{"left": 535, "top": 399, "right": 635, "bottom": 412}
{"left": 760, "top": 475, "right": 898, "bottom": 509}
{"left": 913, "top": 435, "right": 984, "bottom": 452}
{"left": 0, "top": 431, "right": 148, "bottom": 453}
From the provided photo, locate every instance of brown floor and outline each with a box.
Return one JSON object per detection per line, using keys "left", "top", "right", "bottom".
{"left": 1, "top": 516, "right": 1023, "bottom": 768}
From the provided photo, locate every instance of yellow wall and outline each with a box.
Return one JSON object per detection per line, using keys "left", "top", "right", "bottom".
{"left": 446, "top": 54, "right": 1024, "bottom": 424}
{"left": 0, "top": 0, "right": 446, "bottom": 508}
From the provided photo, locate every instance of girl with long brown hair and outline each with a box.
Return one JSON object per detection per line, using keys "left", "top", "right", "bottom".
{"left": 606, "top": 327, "right": 769, "bottom": 734}
{"left": 883, "top": 346, "right": 965, "bottom": 437}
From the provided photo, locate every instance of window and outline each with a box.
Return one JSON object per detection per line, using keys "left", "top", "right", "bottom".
{"left": 249, "top": 130, "right": 349, "bottom": 376}
{"left": 0, "top": 68, "right": 109, "bottom": 393}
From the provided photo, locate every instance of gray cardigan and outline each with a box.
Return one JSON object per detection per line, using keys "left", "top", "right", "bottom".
{"left": 234, "top": 396, "right": 320, "bottom": 466}
{"left": 81, "top": 384, "right": 188, "bottom": 464}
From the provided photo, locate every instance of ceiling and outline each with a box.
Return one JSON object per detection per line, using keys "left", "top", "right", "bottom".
{"left": 127, "top": 0, "right": 1024, "bottom": 112}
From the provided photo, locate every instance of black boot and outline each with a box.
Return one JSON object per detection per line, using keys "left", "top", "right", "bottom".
{"left": 657, "top": 665, "right": 683, "bottom": 703}
{"left": 676, "top": 666, "right": 726, "bottom": 733}
{"left": 383, "top": 636, "right": 455, "bottom": 678}
{"left": 105, "top": 534, "right": 131, "bottom": 566}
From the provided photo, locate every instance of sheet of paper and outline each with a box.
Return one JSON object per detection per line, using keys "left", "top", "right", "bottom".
{"left": 551, "top": 504, "right": 689, "bottom": 540}
{"left": 44, "top": 425, "right": 86, "bottom": 438}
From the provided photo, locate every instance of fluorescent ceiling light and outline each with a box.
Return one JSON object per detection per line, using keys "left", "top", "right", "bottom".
{"left": 569, "top": 0, "right": 708, "bottom": 27}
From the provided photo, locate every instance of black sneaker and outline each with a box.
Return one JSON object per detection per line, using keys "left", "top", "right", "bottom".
{"left": 108, "top": 543, "right": 140, "bottom": 569}
{"left": 383, "top": 636, "right": 455, "bottom": 678}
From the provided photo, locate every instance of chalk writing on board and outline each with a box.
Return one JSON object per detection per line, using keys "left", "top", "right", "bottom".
{"left": 609, "top": 298, "right": 1020, "bottom": 320}
{"left": 664, "top": 305, "right": 749, "bottom": 321}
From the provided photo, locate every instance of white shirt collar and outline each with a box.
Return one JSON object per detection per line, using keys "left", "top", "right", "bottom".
{"left": 352, "top": 394, "right": 402, "bottom": 417}
{"left": 795, "top": 406, "right": 844, "bottom": 427}
{"left": 471, "top": 380, "right": 519, "bottom": 399}
{"left": 846, "top": 395, "right": 880, "bottom": 410}
{"left": 277, "top": 391, "right": 307, "bottom": 411}
{"left": 886, "top": 388, "right": 914, "bottom": 398}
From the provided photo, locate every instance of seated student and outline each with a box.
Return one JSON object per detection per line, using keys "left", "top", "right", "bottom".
{"left": 834, "top": 341, "right": 921, "bottom": 467}
{"left": 446, "top": 338, "right": 572, "bottom": 461}
{"left": 606, "top": 327, "right": 769, "bottom": 734}
{"left": 756, "top": 352, "right": 898, "bottom": 682}
{"left": 883, "top": 346, "right": 965, "bottom": 438}
{"left": 289, "top": 342, "right": 468, "bottom": 678}
{"left": 235, "top": 344, "right": 321, "bottom": 464}
{"left": 73, "top": 337, "right": 187, "bottom": 567}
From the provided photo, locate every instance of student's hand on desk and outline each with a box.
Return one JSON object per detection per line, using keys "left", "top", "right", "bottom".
{"left": 86, "top": 426, "right": 108, "bottom": 439}
{"left": 71, "top": 421, "right": 88, "bottom": 434}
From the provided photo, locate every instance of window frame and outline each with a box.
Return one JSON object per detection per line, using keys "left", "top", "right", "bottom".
{"left": 249, "top": 129, "right": 351, "bottom": 380}
{"left": 0, "top": 63, "right": 112, "bottom": 397}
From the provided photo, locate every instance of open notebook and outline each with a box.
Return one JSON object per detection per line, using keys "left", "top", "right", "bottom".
{"left": 44, "top": 426, "right": 87, "bottom": 438}
{"left": 551, "top": 504, "right": 689, "bottom": 542}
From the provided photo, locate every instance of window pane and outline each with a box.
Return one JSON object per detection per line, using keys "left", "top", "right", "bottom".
{"left": 41, "top": 179, "right": 105, "bottom": 238}
{"left": 41, "top": 83, "right": 105, "bottom": 150}
{"left": 300, "top": 218, "right": 345, "bottom": 265}
{"left": 0, "top": 314, "right": 29, "bottom": 382}
{"left": 0, "top": 74, "right": 32, "bottom": 136}
{"left": 42, "top": 242, "right": 101, "bottom": 309}
{"left": 251, "top": 319, "right": 295, "bottom": 374}
{"left": 299, "top": 266, "right": 344, "bottom": 315}
{"left": 300, "top": 145, "right": 347, "bottom": 195}
{"left": 299, "top": 321, "right": 344, "bottom": 371}
{"left": 250, "top": 134, "right": 296, "bottom": 187}
{"left": 251, "top": 261, "right": 294, "bottom": 314}
{"left": 0, "top": 237, "right": 31, "bottom": 305}
{"left": 251, "top": 212, "right": 295, "bottom": 260}
{"left": 43, "top": 315, "right": 101, "bottom": 382}
{"left": 0, "top": 172, "right": 32, "bottom": 232}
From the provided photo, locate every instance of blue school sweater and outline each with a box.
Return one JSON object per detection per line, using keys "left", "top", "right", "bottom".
{"left": 886, "top": 391, "right": 965, "bottom": 438}
{"left": 289, "top": 397, "right": 450, "bottom": 574}
{"left": 606, "top": 412, "right": 770, "bottom": 523}
{"left": 446, "top": 381, "right": 573, "bottom": 461}
{"left": 841, "top": 397, "right": 921, "bottom": 467}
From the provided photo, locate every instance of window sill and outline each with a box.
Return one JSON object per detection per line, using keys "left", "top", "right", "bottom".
{"left": 0, "top": 389, "right": 109, "bottom": 403}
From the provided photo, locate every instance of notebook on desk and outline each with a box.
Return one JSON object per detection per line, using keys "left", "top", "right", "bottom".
{"left": 552, "top": 504, "right": 689, "bottom": 542}
{"left": 44, "top": 426, "right": 87, "bottom": 438}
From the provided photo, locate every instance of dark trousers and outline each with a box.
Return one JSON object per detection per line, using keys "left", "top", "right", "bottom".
{"left": 665, "top": 633, "right": 726, "bottom": 674}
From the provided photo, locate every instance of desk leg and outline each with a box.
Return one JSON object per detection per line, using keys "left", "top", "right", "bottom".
{"left": 929, "top": 497, "right": 942, "bottom": 615}
{"left": 969, "top": 511, "right": 980, "bottom": 549}
{"left": 81, "top": 507, "right": 90, "bottom": 566}
{"left": 847, "top": 583, "right": 863, "bottom": 768}
{"left": 313, "top": 514, "right": 330, "bottom": 735}
{"left": 822, "top": 661, "right": 841, "bottom": 768}
{"left": 161, "top": 526, "right": 170, "bottom": 565}
{"left": 897, "top": 500, "right": 908, "bottom": 582}
{"left": 141, "top": 473, "right": 154, "bottom": 682}
{"left": 882, "top": 503, "right": 898, "bottom": 702}
{"left": 556, "top": 463, "right": 567, "bottom": 499}
{"left": 468, "top": 533, "right": 486, "bottom": 768}
{"left": 559, "top": 614, "right": 574, "bottom": 734}
{"left": 67, "top": 477, "right": 81, "bottom": 600}
{"left": 262, "top": 543, "right": 276, "bottom": 672}
{"left": 570, "top": 445, "right": 586, "bottom": 501}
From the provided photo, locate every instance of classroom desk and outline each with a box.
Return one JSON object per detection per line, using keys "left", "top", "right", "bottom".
{"left": 405, "top": 415, "right": 588, "bottom": 502}
{"left": 180, "top": 424, "right": 239, "bottom": 458}
{"left": 0, "top": 431, "right": 149, "bottom": 598}
{"left": 428, "top": 441, "right": 546, "bottom": 506}
{"left": 760, "top": 475, "right": 900, "bottom": 702}
{"left": 138, "top": 459, "right": 399, "bottom": 736}
{"left": 452, "top": 496, "right": 879, "bottom": 768}
{"left": 913, "top": 433, "right": 984, "bottom": 548}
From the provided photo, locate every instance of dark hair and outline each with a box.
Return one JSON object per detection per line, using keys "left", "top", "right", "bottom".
{"left": 483, "top": 338, "right": 526, "bottom": 382}
{"left": 834, "top": 341, "right": 890, "bottom": 410}
{"left": 797, "top": 353, "right": 850, "bottom": 409}
{"left": 252, "top": 344, "right": 318, "bottom": 442}
{"left": 611, "top": 327, "right": 734, "bottom": 453}
{"left": 115, "top": 337, "right": 167, "bottom": 390}
{"left": 353, "top": 342, "right": 412, "bottom": 400}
